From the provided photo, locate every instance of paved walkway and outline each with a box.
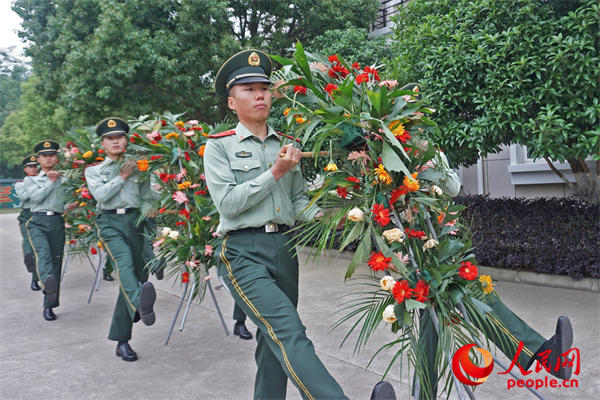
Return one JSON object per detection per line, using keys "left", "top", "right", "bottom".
{"left": 0, "top": 212, "right": 597, "bottom": 399}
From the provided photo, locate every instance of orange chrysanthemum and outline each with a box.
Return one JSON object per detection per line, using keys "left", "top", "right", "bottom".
{"left": 403, "top": 172, "right": 420, "bottom": 192}
{"left": 165, "top": 132, "right": 179, "bottom": 140}
{"left": 375, "top": 164, "right": 392, "bottom": 185}
{"left": 136, "top": 159, "right": 149, "bottom": 171}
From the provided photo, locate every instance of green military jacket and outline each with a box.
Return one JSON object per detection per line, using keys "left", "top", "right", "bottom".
{"left": 14, "top": 179, "right": 34, "bottom": 209}
{"left": 23, "top": 170, "right": 65, "bottom": 213}
{"left": 204, "top": 122, "right": 321, "bottom": 234}
{"left": 85, "top": 155, "right": 157, "bottom": 211}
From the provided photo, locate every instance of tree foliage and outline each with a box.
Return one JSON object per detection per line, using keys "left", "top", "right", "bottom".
{"left": 390, "top": 0, "right": 599, "bottom": 201}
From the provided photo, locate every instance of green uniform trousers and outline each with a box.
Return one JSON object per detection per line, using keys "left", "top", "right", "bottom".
{"left": 234, "top": 303, "right": 247, "bottom": 322}
{"left": 95, "top": 212, "right": 149, "bottom": 342}
{"left": 217, "top": 231, "right": 347, "bottom": 400}
{"left": 18, "top": 208, "right": 39, "bottom": 283}
{"left": 26, "top": 214, "right": 65, "bottom": 308}
{"left": 416, "top": 294, "right": 546, "bottom": 399}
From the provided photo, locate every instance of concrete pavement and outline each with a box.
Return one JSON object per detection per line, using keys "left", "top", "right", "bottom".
{"left": 0, "top": 212, "right": 598, "bottom": 400}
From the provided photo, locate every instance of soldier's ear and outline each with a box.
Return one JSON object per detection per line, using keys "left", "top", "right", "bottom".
{"left": 227, "top": 95, "right": 236, "bottom": 112}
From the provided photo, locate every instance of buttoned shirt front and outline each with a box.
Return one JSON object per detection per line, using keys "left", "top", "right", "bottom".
{"left": 85, "top": 155, "right": 156, "bottom": 211}
{"left": 14, "top": 180, "right": 34, "bottom": 209}
{"left": 204, "top": 122, "right": 320, "bottom": 234}
{"left": 24, "top": 170, "right": 65, "bottom": 213}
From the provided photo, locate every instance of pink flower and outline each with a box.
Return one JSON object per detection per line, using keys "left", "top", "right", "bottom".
{"left": 212, "top": 232, "right": 221, "bottom": 237}
{"left": 347, "top": 151, "right": 370, "bottom": 166}
{"left": 204, "top": 244, "right": 213, "bottom": 256}
{"left": 379, "top": 80, "right": 398, "bottom": 89}
{"left": 202, "top": 216, "right": 211, "bottom": 221}
{"left": 146, "top": 130, "right": 162, "bottom": 141}
{"left": 153, "top": 238, "right": 165, "bottom": 247}
{"left": 70, "top": 147, "right": 80, "bottom": 154}
{"left": 198, "top": 173, "right": 206, "bottom": 181}
{"left": 418, "top": 160, "right": 435, "bottom": 173}
{"left": 183, "top": 130, "right": 195, "bottom": 137}
{"left": 172, "top": 191, "right": 188, "bottom": 204}
{"left": 189, "top": 183, "right": 200, "bottom": 188}
{"left": 186, "top": 120, "right": 199, "bottom": 125}
{"left": 395, "top": 252, "right": 410, "bottom": 266}
{"left": 175, "top": 168, "right": 187, "bottom": 181}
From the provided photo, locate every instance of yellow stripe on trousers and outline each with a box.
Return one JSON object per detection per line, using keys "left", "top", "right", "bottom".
{"left": 487, "top": 314, "right": 535, "bottom": 358}
{"left": 220, "top": 236, "right": 314, "bottom": 400}
{"left": 94, "top": 223, "right": 137, "bottom": 314}
{"left": 25, "top": 217, "right": 43, "bottom": 291}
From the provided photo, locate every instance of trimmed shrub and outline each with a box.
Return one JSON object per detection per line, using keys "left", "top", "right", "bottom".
{"left": 455, "top": 195, "right": 599, "bottom": 279}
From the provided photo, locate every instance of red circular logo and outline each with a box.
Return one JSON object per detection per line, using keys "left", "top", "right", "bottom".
{"left": 452, "top": 344, "right": 494, "bottom": 385}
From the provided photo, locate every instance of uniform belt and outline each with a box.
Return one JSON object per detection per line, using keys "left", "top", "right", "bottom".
{"left": 33, "top": 211, "right": 62, "bottom": 216}
{"left": 230, "top": 223, "right": 291, "bottom": 234}
{"left": 22, "top": 208, "right": 30, "bottom": 212}
{"left": 102, "top": 207, "right": 138, "bottom": 215}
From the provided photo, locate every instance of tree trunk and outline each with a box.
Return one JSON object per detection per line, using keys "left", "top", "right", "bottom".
{"left": 567, "top": 158, "right": 600, "bottom": 205}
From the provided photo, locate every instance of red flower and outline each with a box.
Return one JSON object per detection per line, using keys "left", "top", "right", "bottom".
{"left": 345, "top": 176, "right": 360, "bottom": 189}
{"left": 328, "top": 63, "right": 349, "bottom": 79}
{"left": 355, "top": 73, "right": 369, "bottom": 84}
{"left": 159, "top": 173, "right": 175, "bottom": 183}
{"left": 182, "top": 272, "right": 190, "bottom": 283}
{"left": 405, "top": 228, "right": 426, "bottom": 239}
{"left": 179, "top": 208, "right": 190, "bottom": 220}
{"left": 328, "top": 54, "right": 339, "bottom": 63}
{"left": 98, "top": 149, "right": 104, "bottom": 154}
{"left": 336, "top": 186, "right": 348, "bottom": 198}
{"left": 90, "top": 247, "right": 98, "bottom": 255}
{"left": 194, "top": 190, "right": 207, "bottom": 195}
{"left": 187, "top": 139, "right": 195, "bottom": 149}
{"left": 184, "top": 151, "right": 191, "bottom": 161}
{"left": 294, "top": 85, "right": 307, "bottom": 95}
{"left": 150, "top": 140, "right": 158, "bottom": 145}
{"left": 129, "top": 136, "right": 136, "bottom": 143}
{"left": 459, "top": 261, "right": 478, "bottom": 280}
{"left": 352, "top": 62, "right": 361, "bottom": 69}
{"left": 413, "top": 280, "right": 430, "bottom": 302}
{"left": 161, "top": 119, "right": 167, "bottom": 126}
{"left": 389, "top": 187, "right": 408, "bottom": 205}
{"left": 392, "top": 280, "right": 413, "bottom": 303}
{"left": 132, "top": 133, "right": 141, "bottom": 138}
{"left": 175, "top": 221, "right": 186, "bottom": 226}
{"left": 395, "top": 132, "right": 411, "bottom": 143}
{"left": 368, "top": 251, "right": 391, "bottom": 272}
{"left": 159, "top": 207, "right": 166, "bottom": 214}
{"left": 150, "top": 155, "right": 162, "bottom": 161}
{"left": 371, "top": 203, "right": 391, "bottom": 226}
{"left": 324, "top": 83, "right": 338, "bottom": 97}
{"left": 69, "top": 239, "right": 76, "bottom": 245}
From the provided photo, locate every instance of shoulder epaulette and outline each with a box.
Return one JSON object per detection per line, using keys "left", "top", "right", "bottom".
{"left": 209, "top": 129, "right": 236, "bottom": 138}
{"left": 276, "top": 132, "right": 301, "bottom": 143}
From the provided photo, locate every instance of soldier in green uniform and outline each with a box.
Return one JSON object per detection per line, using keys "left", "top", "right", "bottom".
{"left": 14, "top": 155, "right": 41, "bottom": 291}
{"left": 205, "top": 49, "right": 350, "bottom": 400}
{"left": 233, "top": 304, "right": 252, "bottom": 340}
{"left": 25, "top": 140, "right": 76, "bottom": 321}
{"left": 85, "top": 117, "right": 158, "bottom": 362}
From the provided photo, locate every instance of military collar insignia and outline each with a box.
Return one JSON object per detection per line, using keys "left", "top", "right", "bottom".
{"left": 235, "top": 151, "right": 252, "bottom": 158}
{"left": 248, "top": 51, "right": 260, "bottom": 66}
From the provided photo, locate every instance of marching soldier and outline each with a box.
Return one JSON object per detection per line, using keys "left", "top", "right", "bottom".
{"left": 25, "top": 141, "right": 76, "bottom": 321}
{"left": 14, "top": 155, "right": 41, "bottom": 291}
{"left": 233, "top": 304, "right": 253, "bottom": 340}
{"left": 85, "top": 117, "right": 158, "bottom": 362}
{"left": 205, "top": 50, "right": 352, "bottom": 400}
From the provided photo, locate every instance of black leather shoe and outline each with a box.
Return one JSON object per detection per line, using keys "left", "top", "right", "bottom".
{"left": 43, "top": 275, "right": 57, "bottom": 304}
{"left": 370, "top": 381, "right": 396, "bottom": 400}
{"left": 43, "top": 308, "right": 57, "bottom": 321}
{"left": 115, "top": 342, "right": 138, "bottom": 362}
{"left": 233, "top": 321, "right": 253, "bottom": 340}
{"left": 533, "top": 316, "right": 573, "bottom": 380}
{"left": 24, "top": 253, "right": 35, "bottom": 273}
{"left": 155, "top": 268, "right": 164, "bottom": 280}
{"left": 138, "top": 282, "right": 156, "bottom": 326}
{"left": 31, "top": 281, "right": 41, "bottom": 291}
{"left": 103, "top": 272, "right": 114, "bottom": 281}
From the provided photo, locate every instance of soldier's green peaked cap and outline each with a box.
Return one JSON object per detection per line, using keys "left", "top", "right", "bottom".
{"left": 22, "top": 155, "right": 39, "bottom": 167}
{"left": 34, "top": 140, "right": 59, "bottom": 155}
{"left": 96, "top": 117, "right": 129, "bottom": 138}
{"left": 215, "top": 49, "right": 272, "bottom": 98}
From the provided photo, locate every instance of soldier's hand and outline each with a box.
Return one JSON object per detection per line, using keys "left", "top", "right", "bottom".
{"left": 47, "top": 170, "right": 60, "bottom": 182}
{"left": 271, "top": 144, "right": 301, "bottom": 180}
{"left": 119, "top": 160, "right": 137, "bottom": 180}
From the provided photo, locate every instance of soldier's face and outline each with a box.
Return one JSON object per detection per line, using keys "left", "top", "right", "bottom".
{"left": 228, "top": 82, "right": 272, "bottom": 123}
{"left": 37, "top": 154, "right": 58, "bottom": 169}
{"left": 101, "top": 134, "right": 127, "bottom": 157}
{"left": 24, "top": 165, "right": 39, "bottom": 176}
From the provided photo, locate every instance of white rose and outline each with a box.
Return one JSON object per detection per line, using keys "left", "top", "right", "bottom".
{"left": 347, "top": 207, "right": 364, "bottom": 222}
{"left": 422, "top": 238, "right": 439, "bottom": 251}
{"left": 382, "top": 304, "right": 397, "bottom": 323}
{"left": 161, "top": 227, "right": 172, "bottom": 236}
{"left": 382, "top": 228, "right": 405, "bottom": 243}
{"left": 380, "top": 276, "right": 395, "bottom": 292}
{"left": 430, "top": 185, "right": 443, "bottom": 196}
{"left": 168, "top": 230, "right": 180, "bottom": 240}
